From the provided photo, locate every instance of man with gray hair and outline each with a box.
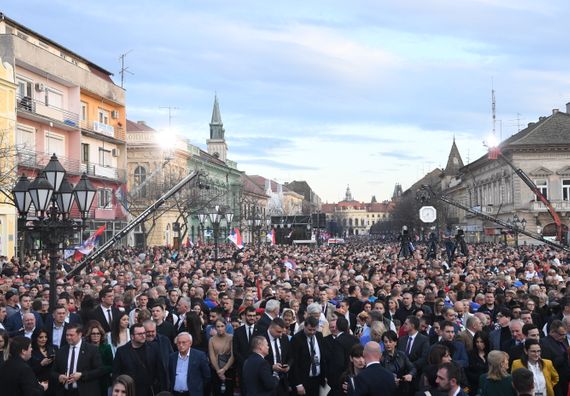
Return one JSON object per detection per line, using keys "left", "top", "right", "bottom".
{"left": 456, "top": 315, "right": 482, "bottom": 352}
{"left": 257, "top": 299, "right": 280, "bottom": 335}
{"left": 352, "top": 342, "right": 396, "bottom": 395}
{"left": 168, "top": 332, "right": 210, "bottom": 396}
{"left": 300, "top": 302, "right": 330, "bottom": 336}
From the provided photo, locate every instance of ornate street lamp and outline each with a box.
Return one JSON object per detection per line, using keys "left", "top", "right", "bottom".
{"left": 12, "top": 155, "right": 96, "bottom": 312}
{"left": 208, "top": 205, "right": 222, "bottom": 260}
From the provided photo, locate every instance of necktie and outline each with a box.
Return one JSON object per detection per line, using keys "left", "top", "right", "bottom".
{"left": 406, "top": 336, "right": 413, "bottom": 356}
{"left": 274, "top": 338, "right": 281, "bottom": 363}
{"left": 310, "top": 336, "right": 317, "bottom": 376}
{"left": 106, "top": 309, "right": 112, "bottom": 326}
{"left": 68, "top": 346, "right": 76, "bottom": 375}
{"left": 247, "top": 326, "right": 252, "bottom": 342}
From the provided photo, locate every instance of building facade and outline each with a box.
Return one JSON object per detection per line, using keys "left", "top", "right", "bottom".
{"left": 441, "top": 107, "right": 570, "bottom": 245}
{"left": 0, "top": 13, "right": 128, "bottom": 256}
{"left": 322, "top": 186, "right": 393, "bottom": 236}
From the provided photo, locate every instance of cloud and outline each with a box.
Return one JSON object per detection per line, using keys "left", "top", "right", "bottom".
{"left": 374, "top": 152, "right": 426, "bottom": 161}
{"left": 238, "top": 158, "right": 319, "bottom": 171}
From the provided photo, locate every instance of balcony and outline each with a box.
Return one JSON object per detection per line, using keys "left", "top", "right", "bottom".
{"left": 81, "top": 162, "right": 126, "bottom": 182}
{"left": 80, "top": 120, "right": 115, "bottom": 138}
{"left": 17, "top": 95, "right": 79, "bottom": 128}
{"left": 16, "top": 149, "right": 125, "bottom": 182}
{"left": 530, "top": 200, "right": 570, "bottom": 212}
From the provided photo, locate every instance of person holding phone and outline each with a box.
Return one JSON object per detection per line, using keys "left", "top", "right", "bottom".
{"left": 30, "top": 328, "right": 56, "bottom": 394}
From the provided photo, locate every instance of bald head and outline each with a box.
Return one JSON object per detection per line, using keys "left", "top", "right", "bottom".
{"left": 363, "top": 341, "right": 381, "bottom": 364}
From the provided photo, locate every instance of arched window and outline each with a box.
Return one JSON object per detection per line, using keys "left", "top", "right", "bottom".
{"left": 134, "top": 165, "right": 147, "bottom": 197}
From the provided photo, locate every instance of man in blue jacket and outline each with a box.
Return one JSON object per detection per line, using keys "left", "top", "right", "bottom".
{"left": 169, "top": 332, "right": 211, "bottom": 396}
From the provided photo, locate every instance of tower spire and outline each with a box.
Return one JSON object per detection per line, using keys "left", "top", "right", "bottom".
{"left": 207, "top": 94, "right": 228, "bottom": 162}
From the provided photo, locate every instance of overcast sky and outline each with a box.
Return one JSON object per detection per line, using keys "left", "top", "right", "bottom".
{"left": 5, "top": 1, "right": 570, "bottom": 202}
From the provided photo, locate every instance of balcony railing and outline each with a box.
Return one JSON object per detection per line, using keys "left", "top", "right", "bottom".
{"left": 80, "top": 120, "right": 115, "bottom": 138}
{"left": 531, "top": 200, "right": 570, "bottom": 211}
{"left": 16, "top": 149, "right": 125, "bottom": 181}
{"left": 16, "top": 95, "right": 79, "bottom": 127}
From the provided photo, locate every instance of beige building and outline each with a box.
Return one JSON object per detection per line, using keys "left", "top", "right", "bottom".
{"left": 442, "top": 106, "right": 570, "bottom": 244}
{"left": 322, "top": 186, "right": 393, "bottom": 236}
{"left": 126, "top": 120, "right": 191, "bottom": 247}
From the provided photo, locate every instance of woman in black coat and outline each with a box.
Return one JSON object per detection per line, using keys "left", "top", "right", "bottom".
{"left": 465, "top": 331, "right": 490, "bottom": 396}
{"left": 30, "top": 329, "right": 56, "bottom": 395}
{"left": 380, "top": 331, "right": 417, "bottom": 395}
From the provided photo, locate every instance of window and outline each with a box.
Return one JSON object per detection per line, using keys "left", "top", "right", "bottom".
{"left": 81, "top": 143, "right": 90, "bottom": 164}
{"left": 134, "top": 166, "right": 147, "bottom": 197}
{"left": 563, "top": 180, "right": 570, "bottom": 201}
{"left": 81, "top": 102, "right": 88, "bottom": 122}
{"left": 534, "top": 179, "right": 548, "bottom": 200}
{"left": 98, "top": 189, "right": 112, "bottom": 208}
{"left": 98, "top": 108, "right": 109, "bottom": 125}
{"left": 16, "top": 77, "right": 32, "bottom": 98}
{"left": 16, "top": 125, "right": 35, "bottom": 150}
{"left": 98, "top": 148, "right": 111, "bottom": 166}
{"left": 45, "top": 88, "right": 62, "bottom": 108}
{"left": 45, "top": 132, "right": 65, "bottom": 157}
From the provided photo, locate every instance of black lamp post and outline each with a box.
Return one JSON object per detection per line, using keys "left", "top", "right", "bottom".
{"left": 197, "top": 213, "right": 208, "bottom": 244}
{"left": 12, "top": 154, "right": 96, "bottom": 312}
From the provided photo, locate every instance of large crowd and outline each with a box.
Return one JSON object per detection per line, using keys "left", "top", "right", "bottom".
{"left": 0, "top": 238, "right": 569, "bottom": 396}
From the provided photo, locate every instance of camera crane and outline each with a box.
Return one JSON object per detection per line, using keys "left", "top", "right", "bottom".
{"left": 65, "top": 170, "right": 205, "bottom": 279}
{"left": 416, "top": 184, "right": 570, "bottom": 253}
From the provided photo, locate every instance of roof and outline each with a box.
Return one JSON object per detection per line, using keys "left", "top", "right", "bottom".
{"left": 248, "top": 175, "right": 291, "bottom": 194}
{"left": 320, "top": 200, "right": 394, "bottom": 213}
{"left": 503, "top": 111, "right": 570, "bottom": 147}
{"left": 126, "top": 119, "right": 156, "bottom": 132}
{"left": 444, "top": 139, "right": 464, "bottom": 175}
{"left": 0, "top": 12, "right": 115, "bottom": 78}
{"left": 405, "top": 168, "right": 443, "bottom": 195}
{"left": 242, "top": 174, "right": 269, "bottom": 198}
{"left": 463, "top": 110, "right": 570, "bottom": 172}
{"left": 211, "top": 95, "right": 222, "bottom": 125}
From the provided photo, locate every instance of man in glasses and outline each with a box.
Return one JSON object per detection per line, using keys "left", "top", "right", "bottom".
{"left": 233, "top": 306, "right": 258, "bottom": 396}
{"left": 112, "top": 323, "right": 166, "bottom": 396}
{"left": 540, "top": 319, "right": 569, "bottom": 396}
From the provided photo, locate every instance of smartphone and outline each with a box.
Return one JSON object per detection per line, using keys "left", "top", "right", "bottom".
{"left": 282, "top": 364, "right": 289, "bottom": 369}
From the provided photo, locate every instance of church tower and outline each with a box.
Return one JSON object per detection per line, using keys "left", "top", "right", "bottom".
{"left": 344, "top": 185, "right": 354, "bottom": 201}
{"left": 207, "top": 95, "right": 228, "bottom": 162}
{"left": 444, "top": 137, "right": 464, "bottom": 176}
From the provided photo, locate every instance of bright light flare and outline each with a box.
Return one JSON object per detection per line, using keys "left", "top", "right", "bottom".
{"left": 485, "top": 133, "right": 499, "bottom": 148}
{"left": 155, "top": 129, "right": 177, "bottom": 150}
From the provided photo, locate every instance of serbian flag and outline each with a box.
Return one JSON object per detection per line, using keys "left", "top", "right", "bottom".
{"left": 184, "top": 237, "right": 194, "bottom": 248}
{"left": 227, "top": 227, "right": 243, "bottom": 249}
{"left": 266, "top": 229, "right": 276, "bottom": 245}
{"left": 73, "top": 225, "right": 106, "bottom": 260}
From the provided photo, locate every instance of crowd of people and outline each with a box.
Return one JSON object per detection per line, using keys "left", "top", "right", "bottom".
{"left": 0, "top": 237, "right": 568, "bottom": 396}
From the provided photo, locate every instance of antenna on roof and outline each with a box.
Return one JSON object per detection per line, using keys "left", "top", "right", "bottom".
{"left": 491, "top": 77, "right": 497, "bottom": 137}
{"left": 159, "top": 106, "right": 179, "bottom": 129}
{"left": 119, "top": 50, "right": 134, "bottom": 88}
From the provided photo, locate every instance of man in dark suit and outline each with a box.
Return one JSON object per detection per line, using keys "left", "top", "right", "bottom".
{"left": 396, "top": 316, "right": 430, "bottom": 371}
{"left": 243, "top": 335, "right": 279, "bottom": 396}
{"left": 257, "top": 299, "right": 280, "bottom": 335}
{"left": 289, "top": 316, "right": 327, "bottom": 396}
{"left": 168, "top": 332, "right": 210, "bottom": 396}
{"left": 0, "top": 336, "right": 47, "bottom": 395}
{"left": 144, "top": 320, "right": 173, "bottom": 389}
{"left": 112, "top": 323, "right": 166, "bottom": 396}
{"left": 51, "top": 323, "right": 105, "bottom": 396}
{"left": 352, "top": 341, "right": 396, "bottom": 396}
{"left": 338, "top": 301, "right": 357, "bottom": 334}
{"left": 4, "top": 293, "right": 44, "bottom": 337}
{"left": 87, "top": 287, "right": 121, "bottom": 333}
{"left": 540, "top": 320, "right": 569, "bottom": 396}
{"left": 233, "top": 306, "right": 258, "bottom": 395}
{"left": 435, "top": 362, "right": 467, "bottom": 396}
{"left": 262, "top": 317, "right": 290, "bottom": 396}
{"left": 325, "top": 317, "right": 359, "bottom": 396}
{"left": 437, "top": 321, "right": 468, "bottom": 368}
{"left": 45, "top": 305, "right": 70, "bottom": 350}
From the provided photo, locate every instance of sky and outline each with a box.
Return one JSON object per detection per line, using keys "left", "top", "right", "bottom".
{"left": 4, "top": 0, "right": 570, "bottom": 202}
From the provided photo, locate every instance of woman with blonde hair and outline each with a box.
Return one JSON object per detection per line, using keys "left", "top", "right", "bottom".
{"left": 478, "top": 350, "right": 515, "bottom": 396}
{"left": 512, "top": 339, "right": 559, "bottom": 396}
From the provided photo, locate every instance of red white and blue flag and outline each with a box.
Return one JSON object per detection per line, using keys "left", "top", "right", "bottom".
{"left": 67, "top": 225, "right": 106, "bottom": 260}
{"left": 266, "top": 229, "right": 276, "bottom": 245}
{"left": 227, "top": 227, "right": 243, "bottom": 249}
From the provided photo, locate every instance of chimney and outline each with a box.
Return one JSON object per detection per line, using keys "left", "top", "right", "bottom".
{"left": 528, "top": 122, "right": 535, "bottom": 127}
{"left": 566, "top": 102, "right": 570, "bottom": 113}
{"left": 137, "top": 121, "right": 146, "bottom": 125}
{"left": 552, "top": 109, "right": 559, "bottom": 114}
{"left": 538, "top": 117, "right": 546, "bottom": 121}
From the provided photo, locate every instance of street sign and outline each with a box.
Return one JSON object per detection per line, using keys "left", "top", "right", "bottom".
{"left": 419, "top": 206, "right": 437, "bottom": 223}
